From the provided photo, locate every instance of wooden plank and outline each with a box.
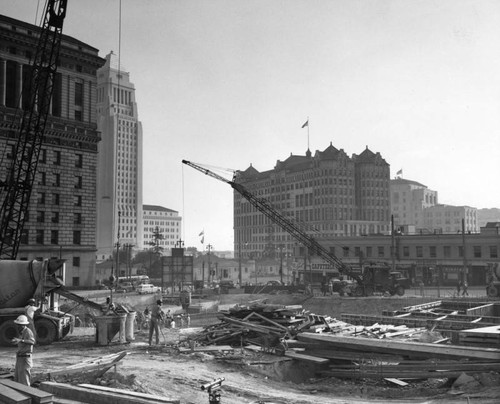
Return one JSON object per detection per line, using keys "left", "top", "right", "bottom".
{"left": 384, "top": 378, "right": 409, "bottom": 386}
{"left": 0, "top": 380, "right": 52, "bottom": 404}
{"left": 79, "top": 384, "right": 179, "bottom": 403}
{"left": 39, "top": 382, "right": 180, "bottom": 404}
{"left": 297, "top": 333, "right": 500, "bottom": 361}
{"left": 0, "top": 384, "right": 31, "bottom": 404}
{"left": 178, "top": 345, "right": 234, "bottom": 353}
{"left": 284, "top": 351, "right": 329, "bottom": 364}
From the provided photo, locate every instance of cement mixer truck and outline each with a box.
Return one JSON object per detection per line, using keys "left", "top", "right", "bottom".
{"left": 0, "top": 258, "right": 97, "bottom": 346}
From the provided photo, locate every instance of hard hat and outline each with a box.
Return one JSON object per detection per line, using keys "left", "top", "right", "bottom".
{"left": 14, "top": 315, "right": 29, "bottom": 325}
{"left": 27, "top": 298, "right": 36, "bottom": 305}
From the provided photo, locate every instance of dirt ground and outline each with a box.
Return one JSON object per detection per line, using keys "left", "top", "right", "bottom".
{"left": 0, "top": 293, "right": 499, "bottom": 404}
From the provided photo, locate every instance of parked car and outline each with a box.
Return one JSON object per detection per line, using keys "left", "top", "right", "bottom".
{"left": 116, "top": 282, "right": 134, "bottom": 293}
{"left": 219, "top": 280, "right": 235, "bottom": 289}
{"left": 266, "top": 280, "right": 283, "bottom": 286}
{"left": 136, "top": 283, "right": 158, "bottom": 294}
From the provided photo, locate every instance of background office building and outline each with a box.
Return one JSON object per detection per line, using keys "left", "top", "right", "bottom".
{"left": 96, "top": 52, "right": 144, "bottom": 262}
{"left": 234, "top": 144, "right": 391, "bottom": 260}
{"left": 143, "top": 205, "right": 182, "bottom": 253}
{"left": 0, "top": 15, "right": 104, "bottom": 286}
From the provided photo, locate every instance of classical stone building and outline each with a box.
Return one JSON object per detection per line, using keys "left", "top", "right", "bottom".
{"left": 234, "top": 144, "right": 391, "bottom": 260}
{"left": 0, "top": 15, "right": 104, "bottom": 286}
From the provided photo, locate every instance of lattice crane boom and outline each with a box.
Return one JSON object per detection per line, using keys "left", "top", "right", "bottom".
{"left": 182, "top": 159, "right": 363, "bottom": 284}
{"left": 0, "top": 0, "right": 68, "bottom": 259}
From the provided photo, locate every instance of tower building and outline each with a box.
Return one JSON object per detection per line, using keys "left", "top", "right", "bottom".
{"left": 96, "top": 52, "right": 143, "bottom": 261}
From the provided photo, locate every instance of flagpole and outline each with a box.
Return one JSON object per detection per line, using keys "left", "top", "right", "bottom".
{"left": 307, "top": 116, "right": 310, "bottom": 151}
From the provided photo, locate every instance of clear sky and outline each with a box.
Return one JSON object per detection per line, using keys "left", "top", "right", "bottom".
{"left": 3, "top": 0, "right": 500, "bottom": 251}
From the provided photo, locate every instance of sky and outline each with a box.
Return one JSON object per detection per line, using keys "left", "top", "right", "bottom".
{"left": 3, "top": 0, "right": 500, "bottom": 251}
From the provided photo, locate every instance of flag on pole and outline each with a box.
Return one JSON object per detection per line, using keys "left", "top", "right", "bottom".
{"left": 301, "top": 120, "right": 309, "bottom": 129}
{"left": 396, "top": 169, "right": 403, "bottom": 176}
{"left": 199, "top": 230, "right": 204, "bottom": 236}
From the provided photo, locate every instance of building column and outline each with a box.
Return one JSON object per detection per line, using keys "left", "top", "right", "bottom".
{"left": 0, "top": 59, "right": 6, "bottom": 106}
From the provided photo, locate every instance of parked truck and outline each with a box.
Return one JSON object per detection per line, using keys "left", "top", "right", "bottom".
{"left": 0, "top": 258, "right": 102, "bottom": 346}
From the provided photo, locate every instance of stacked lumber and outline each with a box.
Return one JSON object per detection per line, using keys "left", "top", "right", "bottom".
{"left": 187, "top": 302, "right": 338, "bottom": 351}
{"left": 0, "top": 379, "right": 53, "bottom": 404}
{"left": 459, "top": 325, "right": 500, "bottom": 347}
{"left": 295, "top": 333, "right": 500, "bottom": 380}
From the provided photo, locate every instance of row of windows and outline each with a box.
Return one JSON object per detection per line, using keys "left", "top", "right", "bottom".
{"left": 34, "top": 211, "right": 82, "bottom": 224}
{"left": 20, "top": 229, "right": 82, "bottom": 245}
{"left": 37, "top": 192, "right": 82, "bottom": 206}
{"left": 337, "top": 244, "right": 498, "bottom": 260}
{"left": 7, "top": 148, "right": 83, "bottom": 168}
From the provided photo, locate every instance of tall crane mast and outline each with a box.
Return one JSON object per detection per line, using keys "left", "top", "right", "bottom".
{"left": 0, "top": 0, "right": 68, "bottom": 259}
{"left": 182, "top": 159, "right": 363, "bottom": 285}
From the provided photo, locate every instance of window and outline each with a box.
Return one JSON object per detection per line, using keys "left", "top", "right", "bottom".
{"left": 50, "top": 230, "right": 58, "bottom": 244}
{"left": 354, "top": 246, "right": 361, "bottom": 257}
{"left": 53, "top": 150, "right": 61, "bottom": 165}
{"left": 40, "top": 149, "right": 47, "bottom": 163}
{"left": 444, "top": 246, "right": 451, "bottom": 258}
{"left": 37, "top": 192, "right": 45, "bottom": 204}
{"left": 73, "top": 230, "right": 81, "bottom": 245}
{"left": 20, "top": 229, "right": 29, "bottom": 245}
{"left": 53, "top": 173, "right": 60, "bottom": 187}
{"left": 490, "top": 246, "right": 498, "bottom": 259}
{"left": 38, "top": 171, "right": 46, "bottom": 185}
{"left": 74, "top": 195, "right": 82, "bottom": 206}
{"left": 429, "top": 246, "right": 437, "bottom": 258}
{"left": 473, "top": 246, "right": 481, "bottom": 258}
{"left": 416, "top": 246, "right": 423, "bottom": 258}
{"left": 342, "top": 247, "right": 349, "bottom": 257}
{"left": 458, "top": 246, "right": 464, "bottom": 258}
{"left": 403, "top": 246, "right": 409, "bottom": 257}
{"left": 73, "top": 257, "right": 80, "bottom": 267}
{"left": 51, "top": 212, "right": 59, "bottom": 223}
{"left": 378, "top": 246, "right": 384, "bottom": 258}
{"left": 36, "top": 230, "right": 44, "bottom": 244}
{"left": 75, "top": 154, "right": 83, "bottom": 168}
{"left": 52, "top": 193, "right": 60, "bottom": 205}
{"left": 366, "top": 246, "right": 372, "bottom": 257}
{"left": 74, "top": 176, "right": 82, "bottom": 189}
{"left": 36, "top": 211, "right": 45, "bottom": 223}
{"left": 75, "top": 82, "right": 83, "bottom": 106}
{"left": 72, "top": 277, "right": 80, "bottom": 287}
{"left": 74, "top": 110, "right": 82, "bottom": 121}
{"left": 74, "top": 213, "right": 82, "bottom": 224}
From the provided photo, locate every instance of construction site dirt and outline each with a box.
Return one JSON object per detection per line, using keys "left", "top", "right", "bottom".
{"left": 1, "top": 292, "right": 499, "bottom": 404}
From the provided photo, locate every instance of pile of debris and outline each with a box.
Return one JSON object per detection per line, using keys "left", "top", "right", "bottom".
{"left": 180, "top": 300, "right": 500, "bottom": 382}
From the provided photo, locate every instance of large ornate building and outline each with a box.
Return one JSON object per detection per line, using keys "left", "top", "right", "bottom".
{"left": 0, "top": 15, "right": 105, "bottom": 286}
{"left": 234, "top": 144, "right": 391, "bottom": 260}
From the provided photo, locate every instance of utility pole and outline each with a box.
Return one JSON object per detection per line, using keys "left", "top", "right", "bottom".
{"left": 461, "top": 218, "right": 468, "bottom": 284}
{"left": 207, "top": 244, "right": 213, "bottom": 283}
{"left": 279, "top": 244, "right": 284, "bottom": 284}
{"left": 391, "top": 215, "right": 396, "bottom": 272}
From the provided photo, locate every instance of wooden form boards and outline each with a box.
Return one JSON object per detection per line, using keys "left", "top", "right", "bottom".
{"left": 297, "top": 333, "right": 500, "bottom": 361}
{"left": 0, "top": 383, "right": 31, "bottom": 404}
{"left": 0, "top": 380, "right": 52, "bottom": 404}
{"left": 39, "top": 382, "right": 180, "bottom": 404}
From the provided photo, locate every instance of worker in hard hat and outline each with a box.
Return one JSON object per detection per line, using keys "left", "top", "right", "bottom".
{"left": 24, "top": 298, "right": 38, "bottom": 342}
{"left": 148, "top": 299, "right": 164, "bottom": 346}
{"left": 12, "top": 315, "right": 35, "bottom": 386}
